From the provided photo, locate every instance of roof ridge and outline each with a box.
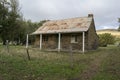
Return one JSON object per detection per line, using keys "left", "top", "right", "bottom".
{"left": 47, "top": 16, "right": 91, "bottom": 22}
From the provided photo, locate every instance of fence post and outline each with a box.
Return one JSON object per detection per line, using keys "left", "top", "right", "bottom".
{"left": 26, "top": 34, "right": 30, "bottom": 60}
{"left": 26, "top": 48, "right": 30, "bottom": 60}
{"left": 6, "top": 40, "right": 9, "bottom": 53}
{"left": 69, "top": 44, "right": 73, "bottom": 69}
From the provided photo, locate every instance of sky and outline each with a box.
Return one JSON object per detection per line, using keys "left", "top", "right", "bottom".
{"left": 19, "top": 0, "right": 120, "bottom": 30}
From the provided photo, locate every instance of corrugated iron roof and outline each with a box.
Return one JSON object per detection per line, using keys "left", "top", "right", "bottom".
{"left": 32, "top": 16, "right": 93, "bottom": 34}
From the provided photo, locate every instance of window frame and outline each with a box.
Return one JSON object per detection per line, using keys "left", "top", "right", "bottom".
{"left": 71, "top": 35, "right": 78, "bottom": 43}
{"left": 42, "top": 35, "right": 48, "bottom": 42}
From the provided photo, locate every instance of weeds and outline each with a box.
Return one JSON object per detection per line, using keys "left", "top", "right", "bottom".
{"left": 0, "top": 45, "right": 120, "bottom": 80}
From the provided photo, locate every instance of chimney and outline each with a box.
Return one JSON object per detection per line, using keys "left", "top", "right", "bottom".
{"left": 88, "top": 14, "right": 93, "bottom": 17}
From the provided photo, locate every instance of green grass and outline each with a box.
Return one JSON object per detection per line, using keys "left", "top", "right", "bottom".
{"left": 0, "top": 45, "right": 120, "bottom": 80}
{"left": 92, "top": 46, "right": 120, "bottom": 80}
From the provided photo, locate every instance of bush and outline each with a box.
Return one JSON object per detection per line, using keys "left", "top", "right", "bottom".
{"left": 118, "top": 26, "right": 120, "bottom": 31}
{"left": 98, "top": 33, "right": 115, "bottom": 47}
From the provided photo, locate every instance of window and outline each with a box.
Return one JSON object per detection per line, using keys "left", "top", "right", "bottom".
{"left": 43, "top": 36, "right": 48, "bottom": 42}
{"left": 71, "top": 35, "right": 78, "bottom": 43}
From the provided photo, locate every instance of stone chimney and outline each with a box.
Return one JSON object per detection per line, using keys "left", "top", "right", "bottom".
{"left": 88, "top": 14, "right": 93, "bottom": 17}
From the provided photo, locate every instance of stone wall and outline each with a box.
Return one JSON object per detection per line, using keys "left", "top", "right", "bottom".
{"left": 34, "top": 33, "right": 88, "bottom": 51}
{"left": 87, "top": 19, "right": 99, "bottom": 50}
{"left": 34, "top": 35, "right": 40, "bottom": 47}
{"left": 61, "top": 33, "right": 83, "bottom": 50}
{"left": 42, "top": 34, "right": 58, "bottom": 49}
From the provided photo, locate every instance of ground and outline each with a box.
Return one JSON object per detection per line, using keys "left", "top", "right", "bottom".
{"left": 0, "top": 45, "right": 120, "bottom": 80}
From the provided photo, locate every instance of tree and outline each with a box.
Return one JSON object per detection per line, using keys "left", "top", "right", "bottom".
{"left": 118, "top": 27, "right": 120, "bottom": 31}
{"left": 0, "top": 0, "right": 10, "bottom": 45}
{"left": 118, "top": 18, "right": 120, "bottom": 31}
{"left": 98, "top": 33, "right": 115, "bottom": 47}
{"left": 0, "top": 0, "right": 21, "bottom": 45}
{"left": 19, "top": 20, "right": 47, "bottom": 45}
{"left": 8, "top": 0, "right": 21, "bottom": 43}
{"left": 0, "top": 0, "right": 47, "bottom": 45}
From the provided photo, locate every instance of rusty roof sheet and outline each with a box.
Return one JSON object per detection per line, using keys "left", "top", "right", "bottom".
{"left": 32, "top": 16, "right": 93, "bottom": 34}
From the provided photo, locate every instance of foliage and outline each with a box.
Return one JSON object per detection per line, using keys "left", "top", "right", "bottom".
{"left": 118, "top": 18, "right": 120, "bottom": 31}
{"left": 98, "top": 33, "right": 115, "bottom": 47}
{"left": 0, "top": 0, "right": 47, "bottom": 45}
{"left": 19, "top": 20, "right": 47, "bottom": 45}
{"left": 0, "top": 0, "right": 21, "bottom": 44}
{"left": 118, "top": 26, "right": 120, "bottom": 31}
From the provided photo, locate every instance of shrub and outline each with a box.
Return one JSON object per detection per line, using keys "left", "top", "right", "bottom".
{"left": 98, "top": 33, "right": 115, "bottom": 47}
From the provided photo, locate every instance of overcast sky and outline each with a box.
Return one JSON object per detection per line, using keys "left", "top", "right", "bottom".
{"left": 19, "top": 0, "right": 120, "bottom": 30}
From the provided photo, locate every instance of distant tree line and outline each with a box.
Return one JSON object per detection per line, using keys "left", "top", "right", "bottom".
{"left": 0, "top": 0, "right": 47, "bottom": 45}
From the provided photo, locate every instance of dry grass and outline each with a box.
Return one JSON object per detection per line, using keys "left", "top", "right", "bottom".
{"left": 0, "top": 45, "right": 120, "bottom": 80}
{"left": 97, "top": 30, "right": 120, "bottom": 38}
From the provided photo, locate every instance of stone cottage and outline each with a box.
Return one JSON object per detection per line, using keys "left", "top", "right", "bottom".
{"left": 32, "top": 14, "right": 98, "bottom": 52}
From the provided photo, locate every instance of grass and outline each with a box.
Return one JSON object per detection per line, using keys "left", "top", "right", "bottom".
{"left": 92, "top": 46, "right": 120, "bottom": 80}
{"left": 97, "top": 29, "right": 120, "bottom": 38}
{"left": 0, "top": 45, "right": 120, "bottom": 80}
